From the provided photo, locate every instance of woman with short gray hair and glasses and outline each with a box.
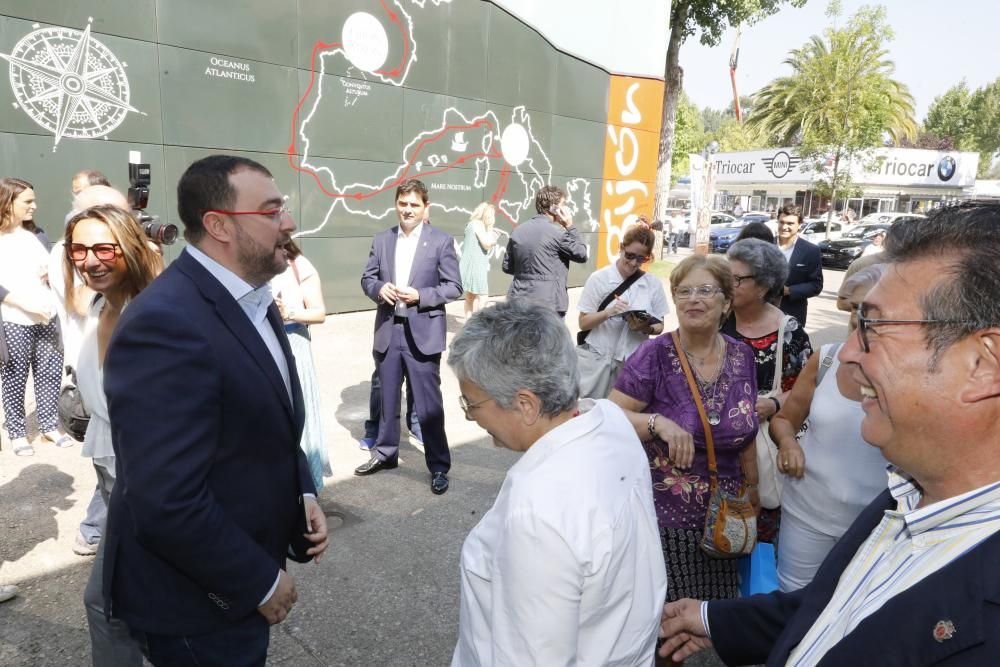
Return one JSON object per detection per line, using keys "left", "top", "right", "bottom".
{"left": 448, "top": 301, "right": 666, "bottom": 665}
{"left": 724, "top": 238, "right": 813, "bottom": 542}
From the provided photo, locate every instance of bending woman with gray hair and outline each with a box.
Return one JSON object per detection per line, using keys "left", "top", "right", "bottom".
{"left": 447, "top": 301, "right": 666, "bottom": 665}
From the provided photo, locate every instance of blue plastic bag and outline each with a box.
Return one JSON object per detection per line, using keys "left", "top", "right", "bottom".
{"left": 739, "top": 542, "right": 779, "bottom": 596}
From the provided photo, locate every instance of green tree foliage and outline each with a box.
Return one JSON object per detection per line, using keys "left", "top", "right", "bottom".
{"left": 654, "top": 0, "right": 807, "bottom": 220}
{"left": 925, "top": 77, "right": 1000, "bottom": 177}
{"left": 672, "top": 93, "right": 706, "bottom": 184}
{"left": 710, "top": 118, "right": 767, "bottom": 152}
{"left": 748, "top": 4, "right": 916, "bottom": 233}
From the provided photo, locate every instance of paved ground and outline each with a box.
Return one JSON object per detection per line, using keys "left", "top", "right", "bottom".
{"left": 0, "top": 253, "right": 849, "bottom": 666}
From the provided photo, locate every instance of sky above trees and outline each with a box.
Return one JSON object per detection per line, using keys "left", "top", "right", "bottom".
{"left": 680, "top": 0, "right": 998, "bottom": 121}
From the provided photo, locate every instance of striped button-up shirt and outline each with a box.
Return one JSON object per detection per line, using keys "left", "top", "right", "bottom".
{"left": 786, "top": 469, "right": 1000, "bottom": 666}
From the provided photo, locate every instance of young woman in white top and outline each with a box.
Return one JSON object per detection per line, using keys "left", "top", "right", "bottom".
{"left": 64, "top": 204, "right": 162, "bottom": 665}
{"left": 0, "top": 178, "right": 65, "bottom": 455}
{"left": 576, "top": 220, "right": 669, "bottom": 398}
{"left": 769, "top": 264, "right": 890, "bottom": 591}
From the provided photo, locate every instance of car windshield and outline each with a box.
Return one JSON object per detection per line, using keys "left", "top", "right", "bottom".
{"left": 843, "top": 225, "right": 879, "bottom": 239}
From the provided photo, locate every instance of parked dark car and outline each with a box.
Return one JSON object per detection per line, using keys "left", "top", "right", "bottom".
{"left": 709, "top": 223, "right": 744, "bottom": 253}
{"left": 818, "top": 223, "right": 890, "bottom": 269}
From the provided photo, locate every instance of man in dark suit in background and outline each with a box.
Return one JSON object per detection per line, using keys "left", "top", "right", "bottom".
{"left": 358, "top": 179, "right": 462, "bottom": 495}
{"left": 776, "top": 203, "right": 823, "bottom": 327}
{"left": 658, "top": 203, "right": 1000, "bottom": 666}
{"left": 502, "top": 185, "right": 588, "bottom": 317}
{"left": 103, "top": 155, "right": 328, "bottom": 665}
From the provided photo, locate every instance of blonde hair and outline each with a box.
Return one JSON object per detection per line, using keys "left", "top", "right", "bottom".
{"left": 64, "top": 205, "right": 163, "bottom": 308}
{"left": 470, "top": 202, "right": 496, "bottom": 229}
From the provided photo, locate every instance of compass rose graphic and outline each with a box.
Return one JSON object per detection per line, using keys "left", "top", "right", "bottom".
{"left": 0, "top": 18, "right": 142, "bottom": 151}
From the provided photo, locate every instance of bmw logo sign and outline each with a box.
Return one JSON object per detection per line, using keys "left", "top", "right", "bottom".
{"left": 937, "top": 156, "right": 956, "bottom": 182}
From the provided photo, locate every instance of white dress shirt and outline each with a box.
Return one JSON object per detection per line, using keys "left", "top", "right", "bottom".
{"left": 452, "top": 399, "right": 667, "bottom": 666}
{"left": 186, "top": 245, "right": 291, "bottom": 401}
{"left": 394, "top": 222, "right": 424, "bottom": 316}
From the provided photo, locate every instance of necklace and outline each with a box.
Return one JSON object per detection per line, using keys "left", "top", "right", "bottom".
{"left": 681, "top": 335, "right": 725, "bottom": 426}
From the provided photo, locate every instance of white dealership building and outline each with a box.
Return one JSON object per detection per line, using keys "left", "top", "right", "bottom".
{"left": 706, "top": 147, "right": 980, "bottom": 219}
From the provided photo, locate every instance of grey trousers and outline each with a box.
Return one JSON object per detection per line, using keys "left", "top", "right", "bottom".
{"left": 83, "top": 460, "right": 143, "bottom": 667}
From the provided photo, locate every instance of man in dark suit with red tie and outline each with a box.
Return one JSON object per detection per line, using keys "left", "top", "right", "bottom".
{"left": 358, "top": 179, "right": 462, "bottom": 494}
{"left": 103, "top": 155, "right": 328, "bottom": 665}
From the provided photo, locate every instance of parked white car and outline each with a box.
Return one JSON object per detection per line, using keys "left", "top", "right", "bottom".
{"left": 859, "top": 211, "right": 927, "bottom": 224}
{"left": 801, "top": 219, "right": 850, "bottom": 242}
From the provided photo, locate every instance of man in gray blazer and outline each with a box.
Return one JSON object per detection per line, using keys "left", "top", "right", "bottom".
{"left": 502, "top": 185, "right": 588, "bottom": 317}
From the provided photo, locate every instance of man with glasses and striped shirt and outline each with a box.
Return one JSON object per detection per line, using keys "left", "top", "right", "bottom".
{"left": 658, "top": 202, "right": 1000, "bottom": 666}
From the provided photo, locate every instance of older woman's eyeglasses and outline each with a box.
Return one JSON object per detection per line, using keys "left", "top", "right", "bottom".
{"left": 67, "top": 242, "right": 120, "bottom": 262}
{"left": 855, "top": 305, "right": 967, "bottom": 353}
{"left": 674, "top": 284, "right": 722, "bottom": 300}
{"left": 732, "top": 274, "right": 755, "bottom": 287}
{"left": 459, "top": 394, "right": 493, "bottom": 420}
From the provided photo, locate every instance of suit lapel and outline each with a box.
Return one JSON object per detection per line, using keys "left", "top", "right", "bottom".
{"left": 816, "top": 535, "right": 998, "bottom": 666}
{"left": 771, "top": 490, "right": 895, "bottom": 663}
{"left": 407, "top": 227, "right": 432, "bottom": 286}
{"left": 176, "top": 252, "right": 293, "bottom": 419}
{"left": 788, "top": 238, "right": 803, "bottom": 268}
{"left": 214, "top": 294, "right": 294, "bottom": 417}
{"left": 385, "top": 228, "right": 398, "bottom": 283}
{"left": 266, "top": 303, "right": 303, "bottom": 425}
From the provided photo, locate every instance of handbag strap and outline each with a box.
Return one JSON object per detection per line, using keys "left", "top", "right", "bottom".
{"left": 290, "top": 256, "right": 301, "bottom": 285}
{"left": 769, "top": 314, "right": 792, "bottom": 394}
{"left": 816, "top": 343, "right": 842, "bottom": 387}
{"left": 579, "top": 269, "right": 646, "bottom": 344}
{"left": 671, "top": 330, "right": 720, "bottom": 488}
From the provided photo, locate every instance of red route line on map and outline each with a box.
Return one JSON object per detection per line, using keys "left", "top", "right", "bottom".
{"left": 288, "top": 2, "right": 518, "bottom": 208}
{"left": 373, "top": 0, "right": 407, "bottom": 79}
{"left": 289, "top": 45, "right": 511, "bottom": 202}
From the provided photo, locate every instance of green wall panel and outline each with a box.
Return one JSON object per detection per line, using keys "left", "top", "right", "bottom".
{"left": 0, "top": 1, "right": 616, "bottom": 312}
{"left": 158, "top": 45, "right": 297, "bottom": 153}
{"left": 0, "top": 1, "right": 157, "bottom": 42}
{"left": 296, "top": 70, "right": 404, "bottom": 163}
{"left": 155, "top": 0, "right": 297, "bottom": 66}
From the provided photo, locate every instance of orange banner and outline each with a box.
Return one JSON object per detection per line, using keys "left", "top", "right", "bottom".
{"left": 597, "top": 76, "right": 664, "bottom": 268}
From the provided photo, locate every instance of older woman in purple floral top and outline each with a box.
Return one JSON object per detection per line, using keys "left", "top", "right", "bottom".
{"left": 610, "top": 254, "right": 759, "bottom": 602}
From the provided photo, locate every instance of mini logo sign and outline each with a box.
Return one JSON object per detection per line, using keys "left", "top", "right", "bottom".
{"left": 937, "top": 156, "right": 957, "bottom": 182}
{"left": 762, "top": 151, "right": 802, "bottom": 179}
{"left": 933, "top": 619, "right": 956, "bottom": 643}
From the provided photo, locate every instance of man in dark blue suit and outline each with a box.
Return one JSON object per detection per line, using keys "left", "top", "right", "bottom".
{"left": 358, "top": 179, "right": 462, "bottom": 494}
{"left": 658, "top": 202, "right": 1000, "bottom": 666}
{"left": 776, "top": 203, "right": 823, "bottom": 328}
{"left": 103, "top": 155, "right": 328, "bottom": 665}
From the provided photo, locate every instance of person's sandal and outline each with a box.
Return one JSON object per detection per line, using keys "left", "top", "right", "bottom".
{"left": 43, "top": 432, "right": 76, "bottom": 448}
{"left": 13, "top": 439, "right": 34, "bottom": 457}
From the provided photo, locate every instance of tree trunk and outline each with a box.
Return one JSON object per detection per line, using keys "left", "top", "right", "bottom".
{"left": 825, "top": 150, "right": 842, "bottom": 241}
{"left": 653, "top": 2, "right": 688, "bottom": 222}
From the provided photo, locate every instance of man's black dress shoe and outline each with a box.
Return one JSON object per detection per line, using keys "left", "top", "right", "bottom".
{"left": 430, "top": 472, "right": 449, "bottom": 495}
{"left": 354, "top": 457, "right": 398, "bottom": 476}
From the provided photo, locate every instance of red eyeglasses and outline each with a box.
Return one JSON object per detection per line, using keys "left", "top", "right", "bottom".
{"left": 202, "top": 203, "right": 292, "bottom": 223}
{"left": 67, "top": 242, "right": 121, "bottom": 262}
